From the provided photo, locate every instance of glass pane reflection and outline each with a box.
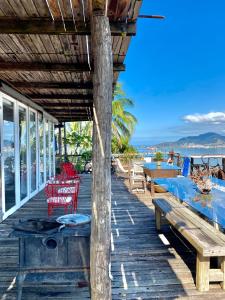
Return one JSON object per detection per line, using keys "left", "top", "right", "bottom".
{"left": 30, "top": 111, "right": 37, "bottom": 193}
{"left": 39, "top": 114, "right": 44, "bottom": 185}
{"left": 3, "top": 100, "right": 15, "bottom": 211}
{"left": 19, "top": 107, "right": 27, "bottom": 200}
{"left": 45, "top": 120, "right": 49, "bottom": 180}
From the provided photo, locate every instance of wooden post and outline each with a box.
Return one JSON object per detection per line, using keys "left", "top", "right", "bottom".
{"left": 190, "top": 157, "right": 194, "bottom": 175}
{"left": 90, "top": 12, "right": 113, "bottom": 300}
{"left": 58, "top": 125, "right": 62, "bottom": 157}
{"left": 221, "top": 257, "right": 225, "bottom": 289}
{"left": 222, "top": 158, "right": 225, "bottom": 173}
{"left": 63, "top": 122, "right": 67, "bottom": 161}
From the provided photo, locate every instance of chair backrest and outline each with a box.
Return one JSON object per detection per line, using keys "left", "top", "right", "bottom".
{"left": 115, "top": 158, "right": 128, "bottom": 173}
{"left": 182, "top": 157, "right": 190, "bottom": 177}
{"left": 45, "top": 182, "right": 75, "bottom": 199}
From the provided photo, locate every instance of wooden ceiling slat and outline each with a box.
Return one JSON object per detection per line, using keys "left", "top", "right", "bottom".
{"left": 108, "top": 0, "right": 130, "bottom": 21}
{"left": 0, "top": 0, "right": 142, "bottom": 122}
{"left": 47, "top": 0, "right": 62, "bottom": 19}
{"left": 7, "top": 0, "right": 29, "bottom": 18}
{"left": 0, "top": 0, "right": 17, "bottom": 17}
{"left": 20, "top": 0, "right": 40, "bottom": 17}
{"left": 32, "top": 0, "right": 51, "bottom": 18}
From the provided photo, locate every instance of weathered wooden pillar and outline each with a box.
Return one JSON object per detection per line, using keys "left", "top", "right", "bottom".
{"left": 90, "top": 9, "right": 113, "bottom": 300}
{"left": 63, "top": 122, "right": 67, "bottom": 161}
{"left": 58, "top": 125, "right": 62, "bottom": 157}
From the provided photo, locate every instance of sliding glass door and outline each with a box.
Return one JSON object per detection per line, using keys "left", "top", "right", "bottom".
{"left": 2, "top": 98, "right": 16, "bottom": 213}
{"left": 19, "top": 106, "right": 28, "bottom": 201}
{"left": 0, "top": 91, "right": 56, "bottom": 220}
{"left": 38, "top": 114, "right": 45, "bottom": 188}
{"left": 29, "top": 110, "right": 37, "bottom": 195}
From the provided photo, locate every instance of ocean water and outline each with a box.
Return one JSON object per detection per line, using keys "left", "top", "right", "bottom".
{"left": 137, "top": 146, "right": 225, "bottom": 166}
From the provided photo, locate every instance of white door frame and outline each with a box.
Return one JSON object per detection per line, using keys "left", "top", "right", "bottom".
{"left": 18, "top": 103, "right": 29, "bottom": 206}
{"left": 38, "top": 113, "right": 45, "bottom": 190}
{"left": 0, "top": 93, "right": 19, "bottom": 220}
{"left": 28, "top": 108, "right": 39, "bottom": 198}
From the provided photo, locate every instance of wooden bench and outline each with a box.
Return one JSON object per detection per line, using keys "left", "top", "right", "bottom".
{"left": 152, "top": 197, "right": 225, "bottom": 292}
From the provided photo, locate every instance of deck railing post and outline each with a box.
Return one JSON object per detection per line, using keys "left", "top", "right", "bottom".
{"left": 90, "top": 11, "right": 113, "bottom": 300}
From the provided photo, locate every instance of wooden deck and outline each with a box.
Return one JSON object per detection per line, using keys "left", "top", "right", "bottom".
{"left": 1, "top": 174, "right": 225, "bottom": 299}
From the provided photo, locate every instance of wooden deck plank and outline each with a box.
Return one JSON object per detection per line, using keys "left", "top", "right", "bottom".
{"left": 0, "top": 174, "right": 225, "bottom": 299}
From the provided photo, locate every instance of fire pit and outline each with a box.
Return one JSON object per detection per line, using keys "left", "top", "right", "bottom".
{"left": 11, "top": 215, "right": 91, "bottom": 300}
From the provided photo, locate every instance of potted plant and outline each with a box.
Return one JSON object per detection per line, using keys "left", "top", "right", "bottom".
{"left": 154, "top": 152, "right": 164, "bottom": 166}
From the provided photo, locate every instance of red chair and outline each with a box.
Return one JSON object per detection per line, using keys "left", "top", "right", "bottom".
{"left": 55, "top": 180, "right": 80, "bottom": 211}
{"left": 45, "top": 182, "right": 76, "bottom": 216}
{"left": 61, "top": 162, "right": 80, "bottom": 181}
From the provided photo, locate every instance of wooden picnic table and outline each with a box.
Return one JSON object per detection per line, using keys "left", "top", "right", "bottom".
{"left": 153, "top": 177, "right": 225, "bottom": 291}
{"left": 143, "top": 162, "right": 181, "bottom": 196}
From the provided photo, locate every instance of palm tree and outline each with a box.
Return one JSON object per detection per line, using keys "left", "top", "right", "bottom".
{"left": 66, "top": 83, "right": 137, "bottom": 154}
{"left": 112, "top": 83, "right": 137, "bottom": 152}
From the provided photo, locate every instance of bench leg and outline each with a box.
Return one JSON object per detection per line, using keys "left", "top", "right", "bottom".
{"left": 155, "top": 207, "right": 161, "bottom": 231}
{"left": 196, "top": 253, "right": 210, "bottom": 292}
{"left": 151, "top": 180, "right": 155, "bottom": 197}
{"left": 220, "top": 257, "right": 225, "bottom": 290}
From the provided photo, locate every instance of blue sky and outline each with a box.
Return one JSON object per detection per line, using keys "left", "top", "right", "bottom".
{"left": 119, "top": 0, "right": 225, "bottom": 145}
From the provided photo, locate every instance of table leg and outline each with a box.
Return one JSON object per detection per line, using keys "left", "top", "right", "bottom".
{"left": 16, "top": 271, "right": 26, "bottom": 300}
{"left": 196, "top": 253, "right": 210, "bottom": 292}
{"left": 151, "top": 180, "right": 155, "bottom": 197}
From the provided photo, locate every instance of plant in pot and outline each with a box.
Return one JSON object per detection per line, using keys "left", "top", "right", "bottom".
{"left": 154, "top": 152, "right": 164, "bottom": 166}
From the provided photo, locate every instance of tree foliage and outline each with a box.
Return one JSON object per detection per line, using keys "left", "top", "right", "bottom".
{"left": 66, "top": 83, "right": 137, "bottom": 156}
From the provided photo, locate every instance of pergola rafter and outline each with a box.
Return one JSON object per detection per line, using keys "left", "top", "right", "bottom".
{"left": 0, "top": 19, "right": 136, "bottom": 36}
{"left": 0, "top": 1, "right": 143, "bottom": 298}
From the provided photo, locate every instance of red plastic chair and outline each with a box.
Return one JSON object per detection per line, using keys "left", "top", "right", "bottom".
{"left": 61, "top": 162, "right": 80, "bottom": 181}
{"left": 45, "top": 182, "right": 76, "bottom": 216}
{"left": 56, "top": 180, "right": 80, "bottom": 211}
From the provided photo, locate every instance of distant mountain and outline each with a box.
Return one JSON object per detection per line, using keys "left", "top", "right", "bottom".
{"left": 155, "top": 132, "right": 225, "bottom": 148}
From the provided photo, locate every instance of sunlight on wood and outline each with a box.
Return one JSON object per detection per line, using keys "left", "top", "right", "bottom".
{"left": 131, "top": 272, "right": 139, "bottom": 287}
{"left": 112, "top": 209, "right": 117, "bottom": 225}
{"left": 111, "top": 232, "right": 115, "bottom": 251}
{"left": 158, "top": 233, "right": 170, "bottom": 246}
{"left": 126, "top": 209, "right": 135, "bottom": 225}
{"left": 93, "top": 106, "right": 105, "bottom": 158}
{"left": 121, "top": 263, "right": 128, "bottom": 290}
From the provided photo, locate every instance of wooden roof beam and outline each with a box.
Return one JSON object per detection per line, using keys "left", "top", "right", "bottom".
{"left": 49, "top": 111, "right": 91, "bottom": 115}
{"left": 0, "top": 19, "right": 136, "bottom": 36}
{"left": 29, "top": 93, "right": 93, "bottom": 100}
{"left": 0, "top": 62, "right": 125, "bottom": 72}
{"left": 11, "top": 81, "right": 93, "bottom": 89}
{"left": 42, "top": 103, "right": 93, "bottom": 108}
{"left": 59, "top": 118, "right": 92, "bottom": 122}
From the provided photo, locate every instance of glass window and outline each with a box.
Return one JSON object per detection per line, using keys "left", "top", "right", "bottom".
{"left": 50, "top": 122, "right": 54, "bottom": 177}
{"left": 45, "top": 120, "right": 49, "bottom": 180}
{"left": 39, "top": 114, "right": 44, "bottom": 186}
{"left": 19, "top": 107, "right": 27, "bottom": 200}
{"left": 3, "top": 100, "right": 15, "bottom": 211}
{"left": 30, "top": 111, "right": 37, "bottom": 193}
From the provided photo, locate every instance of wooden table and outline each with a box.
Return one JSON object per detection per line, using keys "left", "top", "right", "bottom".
{"left": 143, "top": 162, "right": 181, "bottom": 196}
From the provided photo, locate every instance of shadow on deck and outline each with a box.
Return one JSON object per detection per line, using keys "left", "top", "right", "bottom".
{"left": 0, "top": 174, "right": 225, "bottom": 299}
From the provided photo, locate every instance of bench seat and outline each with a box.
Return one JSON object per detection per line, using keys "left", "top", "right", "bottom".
{"left": 153, "top": 197, "right": 225, "bottom": 292}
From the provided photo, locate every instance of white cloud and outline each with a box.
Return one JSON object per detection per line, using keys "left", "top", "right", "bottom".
{"left": 183, "top": 112, "right": 225, "bottom": 124}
